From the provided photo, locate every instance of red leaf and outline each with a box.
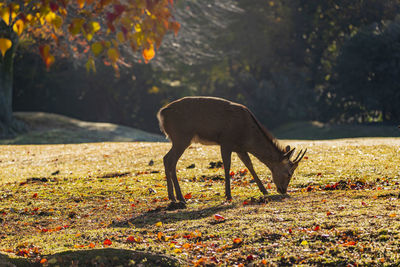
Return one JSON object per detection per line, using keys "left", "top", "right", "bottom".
{"left": 313, "top": 225, "right": 320, "bottom": 231}
{"left": 247, "top": 255, "right": 255, "bottom": 261}
{"left": 32, "top": 193, "right": 38, "bottom": 198}
{"left": 214, "top": 214, "right": 225, "bottom": 221}
{"left": 184, "top": 193, "right": 192, "bottom": 200}
{"left": 127, "top": 236, "right": 135, "bottom": 243}
{"left": 288, "top": 228, "right": 292, "bottom": 234}
{"left": 103, "top": 239, "right": 112, "bottom": 246}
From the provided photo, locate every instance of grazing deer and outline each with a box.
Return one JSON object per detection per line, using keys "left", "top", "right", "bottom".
{"left": 157, "top": 96, "right": 306, "bottom": 204}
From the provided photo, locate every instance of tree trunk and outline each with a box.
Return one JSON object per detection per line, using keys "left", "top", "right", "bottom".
{"left": 0, "top": 41, "right": 25, "bottom": 138}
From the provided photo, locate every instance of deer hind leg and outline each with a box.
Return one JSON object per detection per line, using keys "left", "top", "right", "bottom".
{"left": 163, "top": 149, "right": 177, "bottom": 202}
{"left": 237, "top": 152, "right": 268, "bottom": 195}
{"left": 163, "top": 140, "right": 190, "bottom": 203}
{"left": 220, "top": 146, "right": 233, "bottom": 200}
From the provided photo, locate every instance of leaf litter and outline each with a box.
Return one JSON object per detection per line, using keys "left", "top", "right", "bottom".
{"left": 0, "top": 139, "right": 399, "bottom": 265}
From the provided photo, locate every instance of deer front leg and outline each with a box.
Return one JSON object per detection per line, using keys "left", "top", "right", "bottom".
{"left": 220, "top": 146, "right": 232, "bottom": 201}
{"left": 237, "top": 152, "right": 268, "bottom": 195}
{"left": 168, "top": 142, "right": 190, "bottom": 204}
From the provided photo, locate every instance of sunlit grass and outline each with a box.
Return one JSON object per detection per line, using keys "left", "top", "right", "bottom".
{"left": 0, "top": 138, "right": 399, "bottom": 265}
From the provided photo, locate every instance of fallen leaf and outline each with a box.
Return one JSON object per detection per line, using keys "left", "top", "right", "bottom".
{"left": 214, "top": 214, "right": 225, "bottom": 221}
{"left": 157, "top": 232, "right": 164, "bottom": 241}
{"left": 247, "top": 254, "right": 254, "bottom": 261}
{"left": 103, "top": 239, "right": 112, "bottom": 246}
{"left": 155, "top": 221, "right": 163, "bottom": 227}
{"left": 233, "top": 237, "right": 242, "bottom": 244}
{"left": 182, "top": 243, "right": 191, "bottom": 249}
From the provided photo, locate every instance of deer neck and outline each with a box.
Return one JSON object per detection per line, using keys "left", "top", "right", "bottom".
{"left": 250, "top": 139, "right": 284, "bottom": 170}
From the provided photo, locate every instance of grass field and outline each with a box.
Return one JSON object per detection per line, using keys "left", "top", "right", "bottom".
{"left": 0, "top": 138, "right": 400, "bottom": 266}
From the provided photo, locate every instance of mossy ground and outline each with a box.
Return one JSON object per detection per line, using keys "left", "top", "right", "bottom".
{"left": 0, "top": 138, "right": 399, "bottom": 266}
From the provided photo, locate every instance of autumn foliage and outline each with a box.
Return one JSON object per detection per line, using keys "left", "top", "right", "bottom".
{"left": 0, "top": 0, "right": 179, "bottom": 70}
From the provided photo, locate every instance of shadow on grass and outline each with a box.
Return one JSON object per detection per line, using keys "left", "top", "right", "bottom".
{"left": 0, "top": 248, "right": 182, "bottom": 267}
{"left": 113, "top": 194, "right": 289, "bottom": 228}
{"left": 112, "top": 202, "right": 237, "bottom": 228}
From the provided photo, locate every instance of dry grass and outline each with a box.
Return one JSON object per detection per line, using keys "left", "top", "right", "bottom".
{"left": 0, "top": 138, "right": 400, "bottom": 266}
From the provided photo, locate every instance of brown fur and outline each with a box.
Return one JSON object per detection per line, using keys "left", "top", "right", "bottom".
{"left": 158, "top": 96, "right": 306, "bottom": 203}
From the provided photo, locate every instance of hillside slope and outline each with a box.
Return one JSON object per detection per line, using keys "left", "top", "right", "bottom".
{"left": 0, "top": 112, "right": 166, "bottom": 144}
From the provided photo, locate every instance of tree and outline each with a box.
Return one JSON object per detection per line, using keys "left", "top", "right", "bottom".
{"left": 0, "top": 0, "right": 179, "bottom": 137}
{"left": 334, "top": 18, "right": 400, "bottom": 122}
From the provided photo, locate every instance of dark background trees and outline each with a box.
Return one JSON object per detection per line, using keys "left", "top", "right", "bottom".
{"left": 11, "top": 0, "right": 400, "bottom": 134}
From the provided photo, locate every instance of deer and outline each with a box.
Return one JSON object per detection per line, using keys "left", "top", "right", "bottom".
{"left": 157, "top": 96, "right": 306, "bottom": 207}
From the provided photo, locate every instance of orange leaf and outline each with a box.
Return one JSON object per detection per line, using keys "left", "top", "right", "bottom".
{"left": 233, "top": 237, "right": 242, "bottom": 244}
{"left": 39, "top": 45, "right": 55, "bottom": 70}
{"left": 142, "top": 43, "right": 155, "bottom": 63}
{"left": 182, "top": 243, "right": 191, "bottom": 249}
{"left": 170, "top": 21, "right": 180, "bottom": 36}
{"left": 0, "top": 38, "right": 12, "bottom": 57}
{"left": 157, "top": 232, "right": 164, "bottom": 241}
{"left": 13, "top": 19, "right": 24, "bottom": 36}
{"left": 77, "top": 0, "right": 85, "bottom": 8}
{"left": 88, "top": 243, "right": 95, "bottom": 248}
{"left": 40, "top": 259, "right": 47, "bottom": 264}
{"left": 184, "top": 193, "right": 192, "bottom": 200}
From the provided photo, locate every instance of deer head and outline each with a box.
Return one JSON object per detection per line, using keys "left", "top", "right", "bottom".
{"left": 271, "top": 146, "right": 307, "bottom": 194}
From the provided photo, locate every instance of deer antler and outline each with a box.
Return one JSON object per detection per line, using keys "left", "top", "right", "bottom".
{"left": 293, "top": 149, "right": 307, "bottom": 163}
